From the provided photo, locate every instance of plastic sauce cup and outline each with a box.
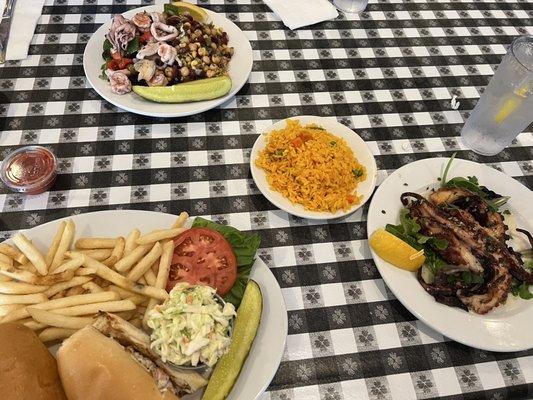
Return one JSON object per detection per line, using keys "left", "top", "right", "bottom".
{"left": 0, "top": 146, "right": 57, "bottom": 194}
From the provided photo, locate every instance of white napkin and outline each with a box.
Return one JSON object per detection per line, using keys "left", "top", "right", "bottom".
{"left": 263, "top": 0, "right": 338, "bottom": 30}
{"left": 0, "top": 0, "right": 45, "bottom": 60}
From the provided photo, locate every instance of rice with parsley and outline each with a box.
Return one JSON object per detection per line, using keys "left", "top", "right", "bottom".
{"left": 255, "top": 119, "right": 366, "bottom": 212}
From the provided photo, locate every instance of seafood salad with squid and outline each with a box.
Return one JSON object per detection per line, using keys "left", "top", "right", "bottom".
{"left": 101, "top": 4, "right": 234, "bottom": 95}
{"left": 385, "top": 156, "right": 533, "bottom": 315}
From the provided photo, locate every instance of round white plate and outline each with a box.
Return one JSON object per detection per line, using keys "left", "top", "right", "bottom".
{"left": 20, "top": 210, "right": 287, "bottom": 400}
{"left": 250, "top": 116, "right": 377, "bottom": 220}
{"left": 83, "top": 5, "right": 253, "bottom": 118}
{"left": 367, "top": 157, "right": 533, "bottom": 352}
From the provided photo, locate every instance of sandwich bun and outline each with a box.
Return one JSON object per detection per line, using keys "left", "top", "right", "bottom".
{"left": 0, "top": 322, "right": 67, "bottom": 400}
{"left": 57, "top": 326, "right": 179, "bottom": 400}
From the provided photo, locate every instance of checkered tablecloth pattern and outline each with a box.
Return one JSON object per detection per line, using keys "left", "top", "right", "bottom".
{"left": 0, "top": 0, "right": 532, "bottom": 399}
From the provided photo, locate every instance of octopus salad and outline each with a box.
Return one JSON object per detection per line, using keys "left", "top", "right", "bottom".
{"left": 385, "top": 157, "right": 533, "bottom": 314}
{"left": 101, "top": 4, "right": 234, "bottom": 96}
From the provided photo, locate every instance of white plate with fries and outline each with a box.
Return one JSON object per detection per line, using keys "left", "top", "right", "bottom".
{"left": 0, "top": 210, "right": 287, "bottom": 400}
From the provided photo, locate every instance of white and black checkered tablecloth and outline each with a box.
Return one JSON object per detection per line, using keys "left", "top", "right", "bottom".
{"left": 0, "top": 0, "right": 532, "bottom": 399}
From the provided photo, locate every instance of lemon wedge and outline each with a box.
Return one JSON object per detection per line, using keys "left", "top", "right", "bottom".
{"left": 369, "top": 229, "right": 426, "bottom": 271}
{"left": 172, "top": 1, "right": 208, "bottom": 22}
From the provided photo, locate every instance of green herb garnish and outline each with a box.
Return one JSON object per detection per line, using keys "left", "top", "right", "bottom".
{"left": 330, "top": 141, "right": 336, "bottom": 146}
{"left": 440, "top": 153, "right": 510, "bottom": 211}
{"left": 273, "top": 149, "right": 285, "bottom": 158}
{"left": 460, "top": 271, "right": 484, "bottom": 285}
{"left": 125, "top": 36, "right": 140, "bottom": 56}
{"left": 102, "top": 38, "right": 113, "bottom": 61}
{"left": 353, "top": 168, "right": 364, "bottom": 179}
{"left": 511, "top": 280, "right": 533, "bottom": 300}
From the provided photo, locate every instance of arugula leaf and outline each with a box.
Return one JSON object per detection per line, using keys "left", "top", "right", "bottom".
{"left": 125, "top": 36, "right": 140, "bottom": 56}
{"left": 460, "top": 271, "right": 484, "bottom": 285}
{"left": 102, "top": 38, "right": 113, "bottom": 61}
{"left": 524, "top": 260, "right": 533, "bottom": 270}
{"left": 191, "top": 217, "right": 261, "bottom": 308}
{"left": 511, "top": 280, "right": 533, "bottom": 300}
{"left": 164, "top": 3, "right": 181, "bottom": 16}
{"left": 99, "top": 62, "right": 109, "bottom": 80}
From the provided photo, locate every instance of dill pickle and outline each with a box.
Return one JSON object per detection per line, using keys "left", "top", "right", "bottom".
{"left": 202, "top": 280, "right": 262, "bottom": 400}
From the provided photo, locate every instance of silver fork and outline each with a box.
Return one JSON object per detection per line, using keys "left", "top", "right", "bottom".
{"left": 0, "top": 0, "right": 17, "bottom": 64}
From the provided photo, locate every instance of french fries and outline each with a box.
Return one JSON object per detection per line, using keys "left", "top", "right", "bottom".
{"left": 39, "top": 327, "right": 76, "bottom": 342}
{"left": 172, "top": 211, "right": 189, "bottom": 228}
{"left": 102, "top": 237, "right": 125, "bottom": 266}
{"left": 0, "top": 253, "right": 13, "bottom": 266}
{"left": 75, "top": 237, "right": 119, "bottom": 249}
{"left": 0, "top": 281, "right": 47, "bottom": 295}
{"left": 127, "top": 242, "right": 163, "bottom": 281}
{"left": 82, "top": 282, "right": 104, "bottom": 293}
{"left": 136, "top": 228, "right": 185, "bottom": 245}
{"left": 1, "top": 291, "right": 119, "bottom": 323}
{"left": 0, "top": 304, "right": 23, "bottom": 317}
{"left": 84, "top": 256, "right": 168, "bottom": 301}
{"left": 144, "top": 240, "right": 174, "bottom": 328}
{"left": 114, "top": 244, "right": 151, "bottom": 272}
{"left": 12, "top": 233, "right": 47, "bottom": 275}
{"left": 1, "top": 213, "right": 192, "bottom": 344}
{"left": 0, "top": 293, "right": 48, "bottom": 305}
{"left": 0, "top": 243, "right": 27, "bottom": 264}
{"left": 53, "top": 256, "right": 85, "bottom": 274}
{"left": 66, "top": 249, "right": 112, "bottom": 261}
{"left": 50, "top": 220, "right": 75, "bottom": 271}
{"left": 52, "top": 299, "right": 136, "bottom": 316}
{"left": 45, "top": 221, "right": 65, "bottom": 268}
{"left": 124, "top": 229, "right": 140, "bottom": 255}
{"left": 28, "top": 308, "right": 93, "bottom": 330}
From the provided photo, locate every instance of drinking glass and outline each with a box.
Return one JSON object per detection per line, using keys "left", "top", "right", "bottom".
{"left": 333, "top": 0, "right": 368, "bottom": 13}
{"left": 460, "top": 35, "right": 533, "bottom": 156}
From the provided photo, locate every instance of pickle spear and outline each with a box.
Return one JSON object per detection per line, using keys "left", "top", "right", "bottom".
{"left": 202, "top": 280, "right": 262, "bottom": 400}
{"left": 133, "top": 76, "right": 231, "bottom": 103}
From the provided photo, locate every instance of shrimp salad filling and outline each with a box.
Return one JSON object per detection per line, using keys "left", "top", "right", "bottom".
{"left": 102, "top": 6, "right": 234, "bottom": 95}
{"left": 147, "top": 283, "right": 236, "bottom": 367}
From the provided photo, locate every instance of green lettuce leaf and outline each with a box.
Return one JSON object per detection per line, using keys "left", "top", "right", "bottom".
{"left": 192, "top": 217, "right": 261, "bottom": 308}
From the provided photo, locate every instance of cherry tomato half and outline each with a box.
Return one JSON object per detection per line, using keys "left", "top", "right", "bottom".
{"left": 167, "top": 228, "right": 237, "bottom": 296}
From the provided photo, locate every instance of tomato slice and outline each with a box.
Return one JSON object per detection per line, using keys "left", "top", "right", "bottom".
{"left": 167, "top": 228, "right": 237, "bottom": 296}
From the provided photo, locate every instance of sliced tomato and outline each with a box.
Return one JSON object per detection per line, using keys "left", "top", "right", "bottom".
{"left": 139, "top": 31, "right": 153, "bottom": 43}
{"left": 167, "top": 228, "right": 237, "bottom": 296}
{"left": 106, "top": 58, "right": 132, "bottom": 71}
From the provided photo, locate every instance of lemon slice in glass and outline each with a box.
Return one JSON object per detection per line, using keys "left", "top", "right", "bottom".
{"left": 369, "top": 229, "right": 425, "bottom": 271}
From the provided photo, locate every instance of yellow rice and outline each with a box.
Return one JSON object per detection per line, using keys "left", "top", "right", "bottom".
{"left": 255, "top": 119, "right": 366, "bottom": 212}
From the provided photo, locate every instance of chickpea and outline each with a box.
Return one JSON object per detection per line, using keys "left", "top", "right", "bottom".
{"left": 194, "top": 29, "right": 202, "bottom": 36}
{"left": 211, "top": 55, "right": 221, "bottom": 64}
{"left": 180, "top": 36, "right": 190, "bottom": 44}
{"left": 188, "top": 43, "right": 197, "bottom": 52}
{"left": 164, "top": 66, "right": 175, "bottom": 80}
{"left": 209, "top": 64, "right": 217, "bottom": 70}
{"left": 180, "top": 66, "right": 190, "bottom": 77}
{"left": 185, "top": 56, "right": 192, "bottom": 62}
{"left": 204, "top": 27, "right": 211, "bottom": 35}
{"left": 206, "top": 69, "right": 216, "bottom": 78}
{"left": 228, "top": 47, "right": 235, "bottom": 56}
{"left": 179, "top": 42, "right": 187, "bottom": 48}
{"left": 198, "top": 47, "right": 207, "bottom": 56}
{"left": 191, "top": 59, "right": 199, "bottom": 67}
{"left": 202, "top": 55, "right": 211, "bottom": 64}
{"left": 191, "top": 50, "right": 197, "bottom": 58}
{"left": 211, "top": 42, "right": 217, "bottom": 50}
{"left": 184, "top": 22, "right": 191, "bottom": 29}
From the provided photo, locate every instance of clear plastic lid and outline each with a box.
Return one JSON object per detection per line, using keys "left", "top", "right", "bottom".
{"left": 0, "top": 146, "right": 57, "bottom": 194}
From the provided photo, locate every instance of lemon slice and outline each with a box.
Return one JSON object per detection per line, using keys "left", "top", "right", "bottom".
{"left": 172, "top": 1, "right": 208, "bottom": 22}
{"left": 133, "top": 76, "right": 231, "bottom": 103}
{"left": 369, "top": 229, "right": 426, "bottom": 271}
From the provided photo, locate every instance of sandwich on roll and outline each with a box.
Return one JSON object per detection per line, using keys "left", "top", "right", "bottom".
{"left": 57, "top": 313, "right": 207, "bottom": 400}
{"left": 0, "top": 322, "right": 67, "bottom": 400}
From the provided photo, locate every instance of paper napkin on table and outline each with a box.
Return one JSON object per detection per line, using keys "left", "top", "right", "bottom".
{"left": 0, "top": 0, "right": 46, "bottom": 61}
{"left": 263, "top": 0, "right": 339, "bottom": 30}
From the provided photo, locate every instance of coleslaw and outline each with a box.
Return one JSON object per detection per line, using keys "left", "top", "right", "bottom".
{"left": 147, "top": 282, "right": 236, "bottom": 367}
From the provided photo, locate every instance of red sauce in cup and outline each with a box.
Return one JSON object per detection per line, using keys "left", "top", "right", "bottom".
{"left": 1, "top": 146, "right": 57, "bottom": 194}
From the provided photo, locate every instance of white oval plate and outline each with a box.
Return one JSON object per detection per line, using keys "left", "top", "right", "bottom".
{"left": 367, "top": 157, "right": 533, "bottom": 352}
{"left": 18, "top": 210, "right": 287, "bottom": 400}
{"left": 250, "top": 116, "right": 377, "bottom": 220}
{"left": 83, "top": 5, "right": 253, "bottom": 118}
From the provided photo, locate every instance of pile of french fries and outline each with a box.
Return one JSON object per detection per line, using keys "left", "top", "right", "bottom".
{"left": 0, "top": 211, "right": 189, "bottom": 343}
